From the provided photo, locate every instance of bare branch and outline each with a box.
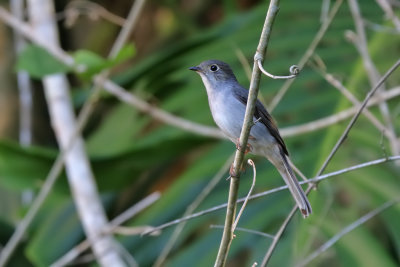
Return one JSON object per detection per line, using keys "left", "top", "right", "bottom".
{"left": 0, "top": 7, "right": 225, "bottom": 140}
{"left": 25, "top": 1, "right": 125, "bottom": 266}
{"left": 348, "top": 0, "right": 399, "bottom": 155}
{"left": 61, "top": 0, "right": 126, "bottom": 27}
{"left": 269, "top": 0, "right": 344, "bottom": 111}
{"left": 314, "top": 65, "right": 397, "bottom": 143}
{"left": 153, "top": 156, "right": 232, "bottom": 267}
{"left": 260, "top": 206, "right": 298, "bottom": 267}
{"left": 210, "top": 225, "right": 274, "bottom": 239}
{"left": 233, "top": 159, "right": 257, "bottom": 230}
{"left": 98, "top": 78, "right": 225, "bottom": 139}
{"left": 143, "top": 155, "right": 400, "bottom": 235}
{"left": 260, "top": 59, "right": 400, "bottom": 266}
{"left": 317, "top": 59, "right": 400, "bottom": 176}
{"left": 375, "top": 0, "right": 400, "bottom": 31}
{"left": 51, "top": 192, "right": 160, "bottom": 267}
{"left": 280, "top": 86, "right": 400, "bottom": 137}
{"left": 0, "top": 1, "right": 148, "bottom": 265}
{"left": 215, "top": 1, "right": 282, "bottom": 265}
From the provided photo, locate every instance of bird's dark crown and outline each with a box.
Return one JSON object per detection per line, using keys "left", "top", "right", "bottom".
{"left": 191, "top": 60, "right": 238, "bottom": 82}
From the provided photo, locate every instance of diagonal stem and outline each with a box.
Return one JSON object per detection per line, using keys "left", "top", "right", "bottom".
{"left": 214, "top": 1, "right": 281, "bottom": 266}
{"left": 260, "top": 58, "right": 400, "bottom": 267}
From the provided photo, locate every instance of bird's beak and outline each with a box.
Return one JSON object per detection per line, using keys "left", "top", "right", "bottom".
{"left": 189, "top": 66, "right": 201, "bottom": 72}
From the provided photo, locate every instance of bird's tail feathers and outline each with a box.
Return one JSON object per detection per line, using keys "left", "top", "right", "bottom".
{"left": 277, "top": 151, "right": 312, "bottom": 218}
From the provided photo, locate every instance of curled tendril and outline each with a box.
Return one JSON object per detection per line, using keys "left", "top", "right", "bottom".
{"left": 255, "top": 57, "right": 300, "bottom": 79}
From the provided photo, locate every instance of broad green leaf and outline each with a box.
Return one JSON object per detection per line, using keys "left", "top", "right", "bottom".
{"left": 16, "top": 45, "right": 70, "bottom": 78}
{"left": 73, "top": 49, "right": 108, "bottom": 80}
{"left": 110, "top": 44, "right": 136, "bottom": 65}
{"left": 73, "top": 44, "right": 135, "bottom": 80}
{"left": 26, "top": 197, "right": 83, "bottom": 266}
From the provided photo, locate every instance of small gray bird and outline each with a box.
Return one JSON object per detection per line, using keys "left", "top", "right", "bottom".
{"left": 190, "top": 59, "right": 312, "bottom": 217}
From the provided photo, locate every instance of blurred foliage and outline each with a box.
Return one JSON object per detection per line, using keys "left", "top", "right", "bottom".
{"left": 0, "top": 0, "right": 400, "bottom": 266}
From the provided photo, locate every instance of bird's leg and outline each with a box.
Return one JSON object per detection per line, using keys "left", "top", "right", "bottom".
{"left": 234, "top": 137, "right": 254, "bottom": 154}
{"left": 229, "top": 136, "right": 255, "bottom": 178}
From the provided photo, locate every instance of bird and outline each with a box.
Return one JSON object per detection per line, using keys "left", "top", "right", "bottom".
{"left": 189, "top": 59, "right": 312, "bottom": 217}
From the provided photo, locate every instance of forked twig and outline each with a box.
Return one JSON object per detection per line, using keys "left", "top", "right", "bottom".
{"left": 143, "top": 156, "right": 400, "bottom": 237}
{"left": 260, "top": 58, "right": 400, "bottom": 266}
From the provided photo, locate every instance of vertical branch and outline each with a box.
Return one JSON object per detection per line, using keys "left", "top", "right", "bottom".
{"left": 0, "top": 1, "right": 147, "bottom": 265}
{"left": 154, "top": 155, "right": 233, "bottom": 267}
{"left": 11, "top": 0, "right": 32, "bottom": 146}
{"left": 27, "top": 0, "right": 124, "bottom": 266}
{"left": 214, "top": 1, "right": 281, "bottom": 266}
{"left": 11, "top": 0, "right": 34, "bottom": 206}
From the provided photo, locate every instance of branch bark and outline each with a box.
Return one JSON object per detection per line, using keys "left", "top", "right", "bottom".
{"left": 25, "top": 1, "right": 125, "bottom": 266}
{"left": 214, "top": 1, "right": 281, "bottom": 266}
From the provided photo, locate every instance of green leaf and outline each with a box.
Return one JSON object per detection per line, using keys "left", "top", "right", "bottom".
{"left": 110, "top": 44, "right": 136, "bottom": 65}
{"left": 16, "top": 45, "right": 70, "bottom": 78}
{"left": 0, "top": 141, "right": 61, "bottom": 191}
{"left": 72, "top": 44, "right": 135, "bottom": 80}
{"left": 73, "top": 49, "right": 109, "bottom": 80}
{"left": 26, "top": 196, "right": 84, "bottom": 266}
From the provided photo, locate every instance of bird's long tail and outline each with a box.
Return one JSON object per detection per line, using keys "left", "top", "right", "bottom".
{"left": 275, "top": 151, "right": 312, "bottom": 218}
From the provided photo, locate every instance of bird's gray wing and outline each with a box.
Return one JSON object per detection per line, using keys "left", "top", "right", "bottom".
{"left": 233, "top": 88, "right": 289, "bottom": 156}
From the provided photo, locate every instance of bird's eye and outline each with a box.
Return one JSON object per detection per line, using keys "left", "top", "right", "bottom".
{"left": 210, "top": 64, "right": 219, "bottom": 72}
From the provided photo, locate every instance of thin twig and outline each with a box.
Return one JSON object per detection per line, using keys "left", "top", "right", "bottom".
{"left": 0, "top": 7, "right": 225, "bottom": 140}
{"left": 215, "top": 1, "right": 282, "bottom": 266}
{"left": 280, "top": 86, "right": 400, "bottom": 137}
{"left": 0, "top": 1, "right": 147, "bottom": 265}
{"left": 291, "top": 164, "right": 309, "bottom": 184}
{"left": 317, "top": 59, "right": 400, "bottom": 176}
{"left": 142, "top": 155, "right": 400, "bottom": 236}
{"left": 314, "top": 65, "right": 396, "bottom": 141}
{"left": 375, "top": 0, "right": 400, "bottom": 31}
{"left": 61, "top": 0, "right": 126, "bottom": 27}
{"left": 210, "top": 225, "right": 274, "bottom": 239}
{"left": 269, "top": 0, "right": 343, "bottom": 111}
{"left": 51, "top": 192, "right": 160, "bottom": 267}
{"left": 348, "top": 0, "right": 399, "bottom": 155}
{"left": 233, "top": 159, "right": 257, "bottom": 230}
{"left": 260, "top": 59, "right": 400, "bottom": 266}
{"left": 234, "top": 47, "right": 252, "bottom": 81}
{"left": 98, "top": 79, "right": 224, "bottom": 139}
{"left": 297, "top": 199, "right": 400, "bottom": 267}
{"left": 260, "top": 206, "right": 297, "bottom": 266}
{"left": 153, "top": 155, "right": 233, "bottom": 267}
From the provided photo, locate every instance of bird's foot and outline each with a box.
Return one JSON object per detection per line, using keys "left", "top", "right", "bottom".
{"left": 229, "top": 162, "right": 247, "bottom": 179}
{"left": 235, "top": 137, "right": 253, "bottom": 154}
{"left": 229, "top": 164, "right": 238, "bottom": 178}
